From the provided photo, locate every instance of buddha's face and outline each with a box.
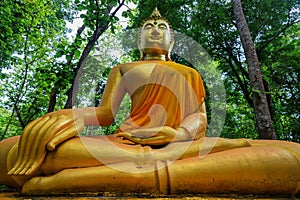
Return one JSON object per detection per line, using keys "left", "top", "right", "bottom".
{"left": 140, "top": 19, "right": 172, "bottom": 55}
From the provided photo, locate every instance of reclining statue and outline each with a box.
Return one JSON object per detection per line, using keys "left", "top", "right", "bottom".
{"left": 0, "top": 8, "right": 299, "bottom": 196}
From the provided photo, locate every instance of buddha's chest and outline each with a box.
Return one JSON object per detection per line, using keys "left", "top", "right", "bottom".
{"left": 120, "top": 63, "right": 157, "bottom": 95}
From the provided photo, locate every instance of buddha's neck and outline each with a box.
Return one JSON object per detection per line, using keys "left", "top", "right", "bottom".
{"left": 145, "top": 54, "right": 166, "bottom": 61}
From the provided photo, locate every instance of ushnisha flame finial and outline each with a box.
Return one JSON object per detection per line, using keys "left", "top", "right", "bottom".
{"left": 140, "top": 7, "right": 167, "bottom": 25}
{"left": 149, "top": 7, "right": 162, "bottom": 19}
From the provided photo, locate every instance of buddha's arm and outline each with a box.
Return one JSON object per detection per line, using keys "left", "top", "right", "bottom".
{"left": 178, "top": 102, "right": 207, "bottom": 140}
{"left": 8, "top": 66, "right": 126, "bottom": 176}
{"left": 84, "top": 65, "right": 126, "bottom": 126}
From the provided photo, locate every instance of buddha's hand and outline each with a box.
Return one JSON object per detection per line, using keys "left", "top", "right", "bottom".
{"left": 7, "top": 109, "right": 84, "bottom": 176}
{"left": 117, "top": 126, "right": 190, "bottom": 146}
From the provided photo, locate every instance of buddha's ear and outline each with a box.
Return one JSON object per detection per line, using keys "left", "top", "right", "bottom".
{"left": 139, "top": 50, "right": 145, "bottom": 60}
{"left": 166, "top": 40, "right": 174, "bottom": 61}
{"left": 137, "top": 42, "right": 145, "bottom": 61}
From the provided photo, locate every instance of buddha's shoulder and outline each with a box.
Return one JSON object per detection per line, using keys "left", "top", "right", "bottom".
{"left": 112, "top": 61, "right": 153, "bottom": 70}
{"left": 166, "top": 61, "right": 201, "bottom": 77}
{"left": 112, "top": 61, "right": 200, "bottom": 76}
{"left": 167, "top": 61, "right": 196, "bottom": 71}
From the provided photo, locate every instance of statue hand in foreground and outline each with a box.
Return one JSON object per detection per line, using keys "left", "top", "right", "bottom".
{"left": 117, "top": 126, "right": 190, "bottom": 146}
{"left": 8, "top": 109, "right": 84, "bottom": 176}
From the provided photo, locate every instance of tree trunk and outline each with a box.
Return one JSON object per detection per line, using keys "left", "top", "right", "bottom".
{"left": 232, "top": 0, "right": 276, "bottom": 139}
{"left": 64, "top": 1, "right": 126, "bottom": 109}
{"left": 47, "top": 86, "right": 57, "bottom": 113}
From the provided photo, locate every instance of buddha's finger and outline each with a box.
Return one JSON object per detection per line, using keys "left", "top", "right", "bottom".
{"left": 7, "top": 119, "right": 39, "bottom": 175}
{"left": 47, "top": 118, "right": 84, "bottom": 151}
{"left": 126, "top": 135, "right": 166, "bottom": 145}
{"left": 116, "top": 132, "right": 132, "bottom": 138}
{"left": 17, "top": 116, "right": 58, "bottom": 175}
{"left": 137, "top": 135, "right": 167, "bottom": 145}
{"left": 17, "top": 116, "right": 61, "bottom": 175}
{"left": 130, "top": 126, "right": 164, "bottom": 137}
{"left": 15, "top": 116, "right": 72, "bottom": 175}
{"left": 118, "top": 133, "right": 166, "bottom": 145}
{"left": 22, "top": 117, "right": 76, "bottom": 175}
{"left": 25, "top": 120, "right": 85, "bottom": 175}
{"left": 116, "top": 132, "right": 142, "bottom": 144}
{"left": 14, "top": 117, "right": 44, "bottom": 162}
{"left": 8, "top": 116, "right": 50, "bottom": 175}
{"left": 125, "top": 135, "right": 142, "bottom": 144}
{"left": 17, "top": 117, "right": 42, "bottom": 156}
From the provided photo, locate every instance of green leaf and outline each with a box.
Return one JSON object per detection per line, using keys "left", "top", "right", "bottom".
{"left": 122, "top": 10, "right": 128, "bottom": 18}
{"left": 74, "top": 49, "right": 81, "bottom": 58}
{"left": 66, "top": 55, "right": 72, "bottom": 61}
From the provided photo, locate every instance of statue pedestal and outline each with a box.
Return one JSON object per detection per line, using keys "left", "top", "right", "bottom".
{"left": 0, "top": 188, "right": 298, "bottom": 200}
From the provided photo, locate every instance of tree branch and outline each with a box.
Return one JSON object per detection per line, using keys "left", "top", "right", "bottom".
{"left": 64, "top": 1, "right": 126, "bottom": 108}
{"left": 1, "top": 14, "right": 35, "bottom": 138}
{"left": 95, "top": 0, "right": 99, "bottom": 28}
{"left": 14, "top": 104, "right": 25, "bottom": 128}
{"left": 257, "top": 19, "right": 299, "bottom": 53}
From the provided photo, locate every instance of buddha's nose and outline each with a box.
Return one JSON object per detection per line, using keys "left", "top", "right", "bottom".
{"left": 151, "top": 29, "right": 160, "bottom": 35}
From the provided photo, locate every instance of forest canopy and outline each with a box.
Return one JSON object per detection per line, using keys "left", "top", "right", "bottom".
{"left": 0, "top": 0, "right": 299, "bottom": 142}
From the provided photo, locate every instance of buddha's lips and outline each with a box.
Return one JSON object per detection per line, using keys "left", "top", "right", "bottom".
{"left": 150, "top": 36, "right": 161, "bottom": 40}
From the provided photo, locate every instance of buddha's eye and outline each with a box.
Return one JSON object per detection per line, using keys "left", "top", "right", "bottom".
{"left": 158, "top": 24, "right": 168, "bottom": 30}
{"left": 144, "top": 24, "right": 153, "bottom": 30}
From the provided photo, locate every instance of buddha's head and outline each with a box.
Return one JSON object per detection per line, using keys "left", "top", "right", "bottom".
{"left": 138, "top": 8, "right": 174, "bottom": 61}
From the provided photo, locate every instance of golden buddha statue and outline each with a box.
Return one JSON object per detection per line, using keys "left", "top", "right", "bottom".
{"left": 0, "top": 8, "right": 299, "bottom": 196}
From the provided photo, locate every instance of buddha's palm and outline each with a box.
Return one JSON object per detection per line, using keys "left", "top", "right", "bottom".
{"left": 117, "top": 126, "right": 181, "bottom": 146}
{"left": 7, "top": 110, "right": 84, "bottom": 176}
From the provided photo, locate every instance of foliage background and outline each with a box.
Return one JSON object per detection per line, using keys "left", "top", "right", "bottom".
{"left": 0, "top": 0, "right": 299, "bottom": 142}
